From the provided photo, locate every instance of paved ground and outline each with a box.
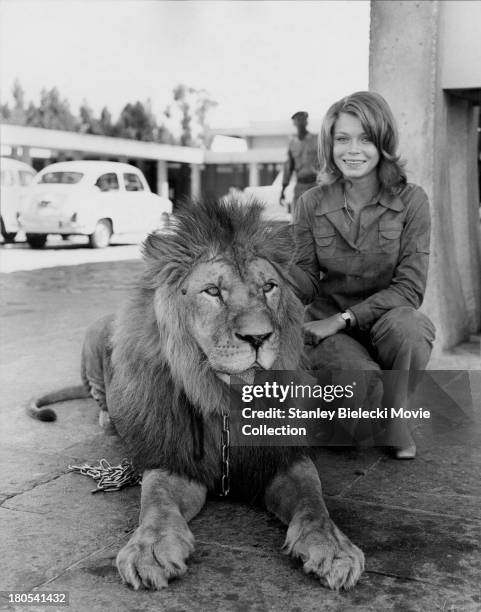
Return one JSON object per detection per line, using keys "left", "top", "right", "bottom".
{"left": 0, "top": 234, "right": 143, "bottom": 273}
{"left": 0, "top": 253, "right": 480, "bottom": 612}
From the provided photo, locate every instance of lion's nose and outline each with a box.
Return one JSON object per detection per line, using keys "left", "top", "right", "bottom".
{"left": 235, "top": 332, "right": 272, "bottom": 350}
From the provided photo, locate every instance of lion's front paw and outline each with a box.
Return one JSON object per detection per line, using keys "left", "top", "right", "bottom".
{"left": 116, "top": 526, "right": 195, "bottom": 590}
{"left": 284, "top": 517, "right": 364, "bottom": 590}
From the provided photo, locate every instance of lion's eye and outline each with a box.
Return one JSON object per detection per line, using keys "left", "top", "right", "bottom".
{"left": 262, "top": 282, "right": 277, "bottom": 294}
{"left": 204, "top": 286, "right": 221, "bottom": 297}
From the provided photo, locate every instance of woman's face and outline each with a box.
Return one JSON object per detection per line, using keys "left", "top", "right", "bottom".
{"left": 333, "top": 112, "right": 380, "bottom": 182}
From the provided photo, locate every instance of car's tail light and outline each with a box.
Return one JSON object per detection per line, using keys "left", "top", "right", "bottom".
{"left": 71, "top": 212, "right": 78, "bottom": 223}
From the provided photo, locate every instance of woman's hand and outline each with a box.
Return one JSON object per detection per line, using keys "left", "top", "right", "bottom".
{"left": 303, "top": 315, "right": 345, "bottom": 344}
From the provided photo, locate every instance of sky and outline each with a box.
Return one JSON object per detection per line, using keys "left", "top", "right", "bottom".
{"left": 0, "top": 0, "right": 370, "bottom": 129}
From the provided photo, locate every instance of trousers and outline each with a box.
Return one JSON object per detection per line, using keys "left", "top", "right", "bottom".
{"left": 305, "top": 306, "right": 436, "bottom": 446}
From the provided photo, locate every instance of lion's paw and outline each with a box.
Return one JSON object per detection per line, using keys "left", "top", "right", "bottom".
{"left": 116, "top": 527, "right": 195, "bottom": 590}
{"left": 284, "top": 517, "right": 364, "bottom": 591}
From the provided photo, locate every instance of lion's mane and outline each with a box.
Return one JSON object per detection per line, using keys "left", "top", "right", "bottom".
{"left": 107, "top": 199, "right": 307, "bottom": 496}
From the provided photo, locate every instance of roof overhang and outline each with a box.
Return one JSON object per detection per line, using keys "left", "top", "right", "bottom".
{"left": 0, "top": 123, "right": 291, "bottom": 166}
{"left": 0, "top": 124, "right": 204, "bottom": 164}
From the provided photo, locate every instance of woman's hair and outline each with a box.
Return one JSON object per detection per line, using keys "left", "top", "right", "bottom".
{"left": 318, "top": 91, "right": 407, "bottom": 193}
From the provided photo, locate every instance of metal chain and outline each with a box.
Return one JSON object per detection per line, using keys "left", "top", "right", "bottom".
{"left": 219, "top": 411, "right": 230, "bottom": 497}
{"left": 69, "top": 414, "right": 231, "bottom": 497}
{"left": 68, "top": 458, "right": 141, "bottom": 494}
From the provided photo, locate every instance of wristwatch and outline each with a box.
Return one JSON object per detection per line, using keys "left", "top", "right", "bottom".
{"left": 340, "top": 311, "right": 354, "bottom": 330}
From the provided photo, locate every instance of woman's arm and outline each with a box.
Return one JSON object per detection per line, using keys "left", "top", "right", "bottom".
{"left": 349, "top": 187, "right": 431, "bottom": 330}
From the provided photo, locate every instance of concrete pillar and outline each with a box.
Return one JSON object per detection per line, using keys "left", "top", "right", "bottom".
{"left": 248, "top": 162, "right": 259, "bottom": 187}
{"left": 369, "top": 0, "right": 481, "bottom": 350}
{"left": 156, "top": 160, "right": 169, "bottom": 198}
{"left": 190, "top": 163, "right": 201, "bottom": 199}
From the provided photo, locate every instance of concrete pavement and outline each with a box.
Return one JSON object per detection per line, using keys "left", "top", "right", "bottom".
{"left": 0, "top": 257, "right": 480, "bottom": 612}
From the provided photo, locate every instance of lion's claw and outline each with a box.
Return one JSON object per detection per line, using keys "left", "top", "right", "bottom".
{"left": 116, "top": 528, "right": 195, "bottom": 590}
{"left": 285, "top": 518, "right": 364, "bottom": 590}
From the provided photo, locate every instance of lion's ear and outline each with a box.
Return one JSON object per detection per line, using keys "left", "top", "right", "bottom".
{"left": 262, "top": 222, "right": 296, "bottom": 266}
{"left": 267, "top": 222, "right": 295, "bottom": 247}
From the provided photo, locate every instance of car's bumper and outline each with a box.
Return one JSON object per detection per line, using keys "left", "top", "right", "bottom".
{"left": 19, "top": 216, "right": 93, "bottom": 235}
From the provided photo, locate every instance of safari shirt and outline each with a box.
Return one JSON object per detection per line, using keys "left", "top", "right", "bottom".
{"left": 290, "top": 182, "right": 431, "bottom": 330}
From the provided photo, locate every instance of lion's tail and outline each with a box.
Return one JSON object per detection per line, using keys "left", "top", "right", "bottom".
{"left": 26, "top": 385, "right": 91, "bottom": 422}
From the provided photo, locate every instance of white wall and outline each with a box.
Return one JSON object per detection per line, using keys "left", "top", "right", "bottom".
{"left": 440, "top": 1, "right": 481, "bottom": 89}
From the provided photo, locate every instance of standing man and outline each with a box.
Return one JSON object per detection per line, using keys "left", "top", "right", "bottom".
{"left": 280, "top": 111, "right": 319, "bottom": 215}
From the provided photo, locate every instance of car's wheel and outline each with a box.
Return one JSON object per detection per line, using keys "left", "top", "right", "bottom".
{"left": 26, "top": 233, "right": 48, "bottom": 249}
{"left": 0, "top": 217, "right": 17, "bottom": 243}
{"left": 89, "top": 220, "right": 112, "bottom": 249}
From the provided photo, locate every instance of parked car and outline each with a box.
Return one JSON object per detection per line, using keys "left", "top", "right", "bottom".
{"left": 19, "top": 161, "right": 173, "bottom": 248}
{"left": 243, "top": 171, "right": 295, "bottom": 222}
{"left": 0, "top": 157, "right": 37, "bottom": 243}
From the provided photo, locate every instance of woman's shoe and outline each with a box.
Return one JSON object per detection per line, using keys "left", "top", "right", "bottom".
{"left": 393, "top": 444, "right": 417, "bottom": 460}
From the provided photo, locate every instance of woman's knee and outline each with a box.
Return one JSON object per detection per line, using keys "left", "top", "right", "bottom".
{"left": 371, "top": 307, "right": 436, "bottom": 365}
{"left": 305, "top": 333, "right": 383, "bottom": 409}
{"left": 306, "top": 333, "right": 380, "bottom": 371}
{"left": 372, "top": 307, "right": 434, "bottom": 343}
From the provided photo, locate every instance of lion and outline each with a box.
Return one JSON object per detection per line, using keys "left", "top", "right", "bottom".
{"left": 28, "top": 198, "right": 364, "bottom": 591}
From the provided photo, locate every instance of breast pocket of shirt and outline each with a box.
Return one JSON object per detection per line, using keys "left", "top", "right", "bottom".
{"left": 378, "top": 222, "right": 403, "bottom": 253}
{"left": 313, "top": 229, "right": 337, "bottom": 259}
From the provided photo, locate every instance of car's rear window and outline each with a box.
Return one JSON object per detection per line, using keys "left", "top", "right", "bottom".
{"left": 38, "top": 172, "right": 83, "bottom": 184}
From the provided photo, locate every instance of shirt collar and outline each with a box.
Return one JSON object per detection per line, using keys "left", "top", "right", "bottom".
{"left": 378, "top": 188, "right": 404, "bottom": 211}
{"left": 318, "top": 182, "right": 404, "bottom": 214}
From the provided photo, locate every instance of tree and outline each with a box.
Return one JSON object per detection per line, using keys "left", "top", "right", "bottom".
{"left": 194, "top": 88, "right": 218, "bottom": 148}
{"left": 26, "top": 87, "right": 78, "bottom": 131}
{"left": 165, "top": 84, "right": 217, "bottom": 147}
{"left": 0, "top": 78, "right": 215, "bottom": 147}
{"left": 115, "top": 100, "right": 158, "bottom": 141}
{"left": 79, "top": 101, "right": 100, "bottom": 134}
{"left": 171, "top": 84, "right": 195, "bottom": 146}
{"left": 10, "top": 79, "right": 27, "bottom": 125}
{"left": 0, "top": 79, "right": 26, "bottom": 124}
{"left": 98, "top": 106, "right": 114, "bottom": 137}
{"left": 0, "top": 102, "right": 11, "bottom": 122}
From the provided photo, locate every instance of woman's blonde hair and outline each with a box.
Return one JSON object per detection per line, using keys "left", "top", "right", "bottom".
{"left": 318, "top": 91, "right": 407, "bottom": 193}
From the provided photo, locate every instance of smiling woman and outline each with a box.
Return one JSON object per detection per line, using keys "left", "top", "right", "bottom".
{"left": 290, "top": 91, "right": 436, "bottom": 459}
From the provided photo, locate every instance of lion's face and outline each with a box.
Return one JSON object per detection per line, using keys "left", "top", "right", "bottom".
{"left": 181, "top": 256, "right": 282, "bottom": 375}
{"left": 135, "top": 199, "right": 305, "bottom": 413}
